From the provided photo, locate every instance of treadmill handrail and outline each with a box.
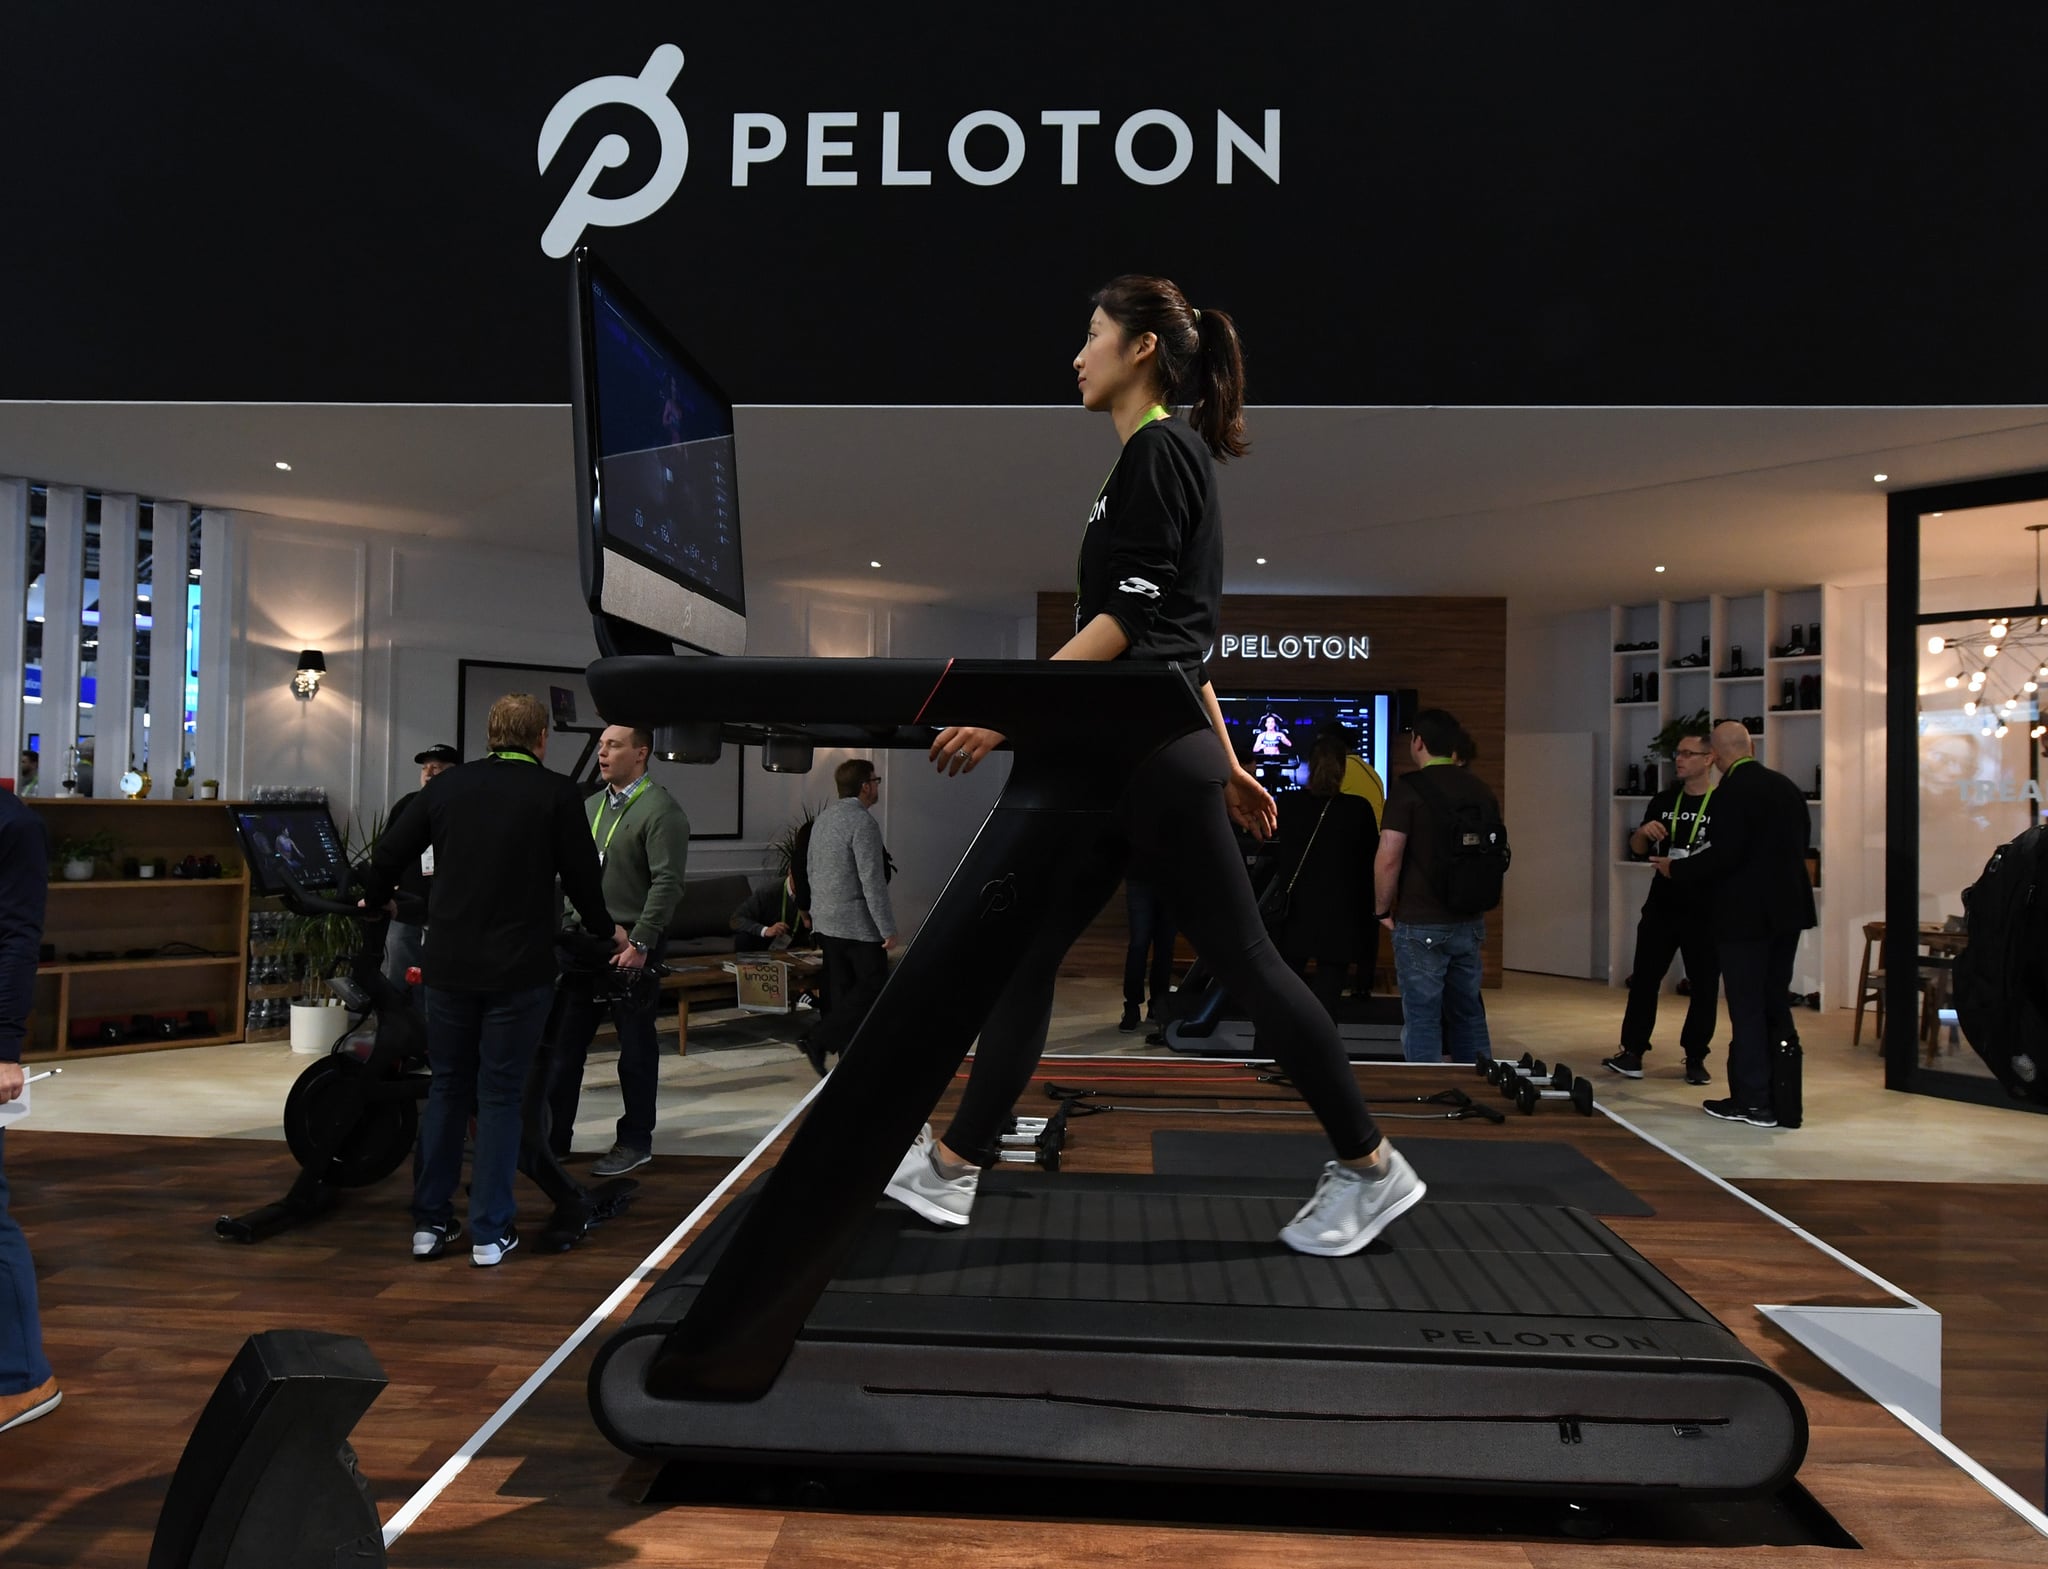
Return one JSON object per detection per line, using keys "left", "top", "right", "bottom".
{"left": 584, "top": 656, "right": 1207, "bottom": 744}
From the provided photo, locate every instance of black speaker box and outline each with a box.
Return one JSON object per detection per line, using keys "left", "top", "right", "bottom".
{"left": 149, "top": 1330, "right": 388, "bottom": 1569}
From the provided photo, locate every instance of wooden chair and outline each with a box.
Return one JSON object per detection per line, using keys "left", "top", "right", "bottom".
{"left": 1853, "top": 920, "right": 1948, "bottom": 1050}
{"left": 1853, "top": 921, "right": 1887, "bottom": 1046}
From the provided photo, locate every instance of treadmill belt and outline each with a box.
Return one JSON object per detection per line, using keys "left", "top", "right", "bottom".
{"left": 1151, "top": 1132, "right": 1654, "bottom": 1216}
{"left": 675, "top": 1178, "right": 1678, "bottom": 1320}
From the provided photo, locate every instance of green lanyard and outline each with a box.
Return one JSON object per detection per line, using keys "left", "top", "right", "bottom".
{"left": 594, "top": 774, "right": 650, "bottom": 858}
{"left": 1074, "top": 404, "right": 1173, "bottom": 613}
{"left": 491, "top": 749, "right": 538, "bottom": 764}
{"left": 1421, "top": 756, "right": 1456, "bottom": 768}
{"left": 1669, "top": 784, "right": 1716, "bottom": 848}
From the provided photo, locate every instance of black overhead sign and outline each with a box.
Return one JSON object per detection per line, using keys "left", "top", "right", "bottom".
{"left": 3, "top": 4, "right": 2046, "bottom": 406}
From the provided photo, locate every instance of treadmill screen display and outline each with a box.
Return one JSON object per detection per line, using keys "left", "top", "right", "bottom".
{"left": 228, "top": 805, "right": 350, "bottom": 897}
{"left": 588, "top": 274, "right": 743, "bottom": 613}
{"left": 1217, "top": 692, "right": 1395, "bottom": 796}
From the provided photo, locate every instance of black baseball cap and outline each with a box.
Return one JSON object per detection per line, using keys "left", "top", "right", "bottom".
{"left": 414, "top": 744, "right": 461, "bottom": 765}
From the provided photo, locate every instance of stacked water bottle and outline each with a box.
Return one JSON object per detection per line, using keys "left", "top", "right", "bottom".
{"left": 245, "top": 909, "right": 297, "bottom": 1034}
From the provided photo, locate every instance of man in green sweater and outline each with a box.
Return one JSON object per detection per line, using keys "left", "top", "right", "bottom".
{"left": 544, "top": 723, "right": 689, "bottom": 1176}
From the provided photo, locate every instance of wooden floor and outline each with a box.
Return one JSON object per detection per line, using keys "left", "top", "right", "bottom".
{"left": 397, "top": 1060, "right": 2047, "bottom": 1568}
{"left": 1740, "top": 1177, "right": 2048, "bottom": 1515}
{"left": 3, "top": 1064, "right": 2044, "bottom": 1567}
{"left": 0, "top": 1131, "right": 734, "bottom": 1568}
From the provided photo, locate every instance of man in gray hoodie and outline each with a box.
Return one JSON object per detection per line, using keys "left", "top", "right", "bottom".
{"left": 803, "top": 758, "right": 895, "bottom": 1071}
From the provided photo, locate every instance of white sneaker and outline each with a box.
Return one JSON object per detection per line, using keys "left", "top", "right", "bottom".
{"left": 1279, "top": 1148, "right": 1427, "bottom": 1257}
{"left": 884, "top": 1123, "right": 978, "bottom": 1227}
{"left": 411, "top": 1219, "right": 462, "bottom": 1260}
{"left": 471, "top": 1226, "right": 521, "bottom": 1268}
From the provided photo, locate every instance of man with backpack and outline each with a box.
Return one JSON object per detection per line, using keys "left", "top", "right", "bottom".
{"left": 1375, "top": 709, "right": 1509, "bottom": 1063}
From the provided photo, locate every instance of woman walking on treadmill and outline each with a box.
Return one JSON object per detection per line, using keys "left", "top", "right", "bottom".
{"left": 887, "top": 275, "right": 1424, "bottom": 1256}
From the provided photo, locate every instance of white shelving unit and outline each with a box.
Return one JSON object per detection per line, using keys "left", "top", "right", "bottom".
{"left": 1606, "top": 588, "right": 1840, "bottom": 1007}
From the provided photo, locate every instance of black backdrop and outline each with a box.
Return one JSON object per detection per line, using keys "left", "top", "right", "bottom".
{"left": 5, "top": 3, "right": 2047, "bottom": 406}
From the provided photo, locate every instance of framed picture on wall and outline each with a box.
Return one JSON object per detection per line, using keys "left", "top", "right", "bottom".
{"left": 453, "top": 659, "right": 745, "bottom": 840}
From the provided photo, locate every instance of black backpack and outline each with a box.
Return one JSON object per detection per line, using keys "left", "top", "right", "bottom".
{"left": 1954, "top": 824, "right": 2048, "bottom": 1106}
{"left": 1409, "top": 769, "right": 1511, "bottom": 917}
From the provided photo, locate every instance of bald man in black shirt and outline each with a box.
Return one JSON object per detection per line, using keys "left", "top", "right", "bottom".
{"left": 1655, "top": 722, "right": 1815, "bottom": 1127}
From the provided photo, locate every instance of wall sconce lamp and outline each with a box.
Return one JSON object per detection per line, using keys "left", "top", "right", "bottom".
{"left": 292, "top": 649, "right": 326, "bottom": 700}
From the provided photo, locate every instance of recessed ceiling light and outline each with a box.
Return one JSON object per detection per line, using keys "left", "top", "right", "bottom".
{"left": 1654, "top": 565, "right": 1667, "bottom": 574}
{"left": 1872, "top": 473, "right": 1888, "bottom": 483}
{"left": 275, "top": 460, "right": 293, "bottom": 472}
{"left": 1931, "top": 511, "right": 1944, "bottom": 518}
{"left": 869, "top": 560, "right": 881, "bottom": 569}
{"left": 1255, "top": 557, "right": 1268, "bottom": 565}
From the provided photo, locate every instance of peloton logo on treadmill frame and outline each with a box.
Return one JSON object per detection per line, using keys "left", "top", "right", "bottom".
{"left": 978, "top": 874, "right": 1019, "bottom": 920}
{"left": 538, "top": 43, "right": 1283, "bottom": 257}
{"left": 1419, "top": 1328, "right": 1662, "bottom": 1351}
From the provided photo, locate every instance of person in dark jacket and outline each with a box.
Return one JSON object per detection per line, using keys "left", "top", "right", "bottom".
{"left": 0, "top": 788, "right": 59, "bottom": 1432}
{"left": 1656, "top": 721, "right": 1816, "bottom": 1127}
{"left": 364, "top": 693, "right": 622, "bottom": 1266}
{"left": 380, "top": 742, "right": 460, "bottom": 987}
{"left": 1271, "top": 734, "right": 1381, "bottom": 1020}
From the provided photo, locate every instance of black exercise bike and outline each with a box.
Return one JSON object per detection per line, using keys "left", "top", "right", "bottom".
{"left": 215, "top": 866, "right": 654, "bottom": 1252}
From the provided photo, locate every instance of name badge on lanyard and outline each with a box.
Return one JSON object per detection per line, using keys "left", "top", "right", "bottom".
{"left": 596, "top": 776, "right": 648, "bottom": 867}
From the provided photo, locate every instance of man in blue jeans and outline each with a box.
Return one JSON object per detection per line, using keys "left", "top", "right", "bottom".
{"left": 365, "top": 694, "right": 621, "bottom": 1267}
{"left": 1374, "top": 709, "right": 1498, "bottom": 1063}
{"left": 0, "top": 784, "right": 59, "bottom": 1430}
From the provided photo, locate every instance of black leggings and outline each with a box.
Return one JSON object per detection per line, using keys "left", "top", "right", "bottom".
{"left": 942, "top": 729, "right": 1383, "bottom": 1167}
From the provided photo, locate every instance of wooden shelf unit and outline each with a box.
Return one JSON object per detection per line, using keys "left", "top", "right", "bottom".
{"left": 24, "top": 798, "right": 253, "bottom": 1060}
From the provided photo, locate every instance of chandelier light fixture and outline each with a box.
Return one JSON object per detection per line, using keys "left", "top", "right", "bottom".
{"left": 1925, "top": 523, "right": 2048, "bottom": 746}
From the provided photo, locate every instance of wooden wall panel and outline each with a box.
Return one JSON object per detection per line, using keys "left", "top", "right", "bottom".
{"left": 1038, "top": 592, "right": 1509, "bottom": 984}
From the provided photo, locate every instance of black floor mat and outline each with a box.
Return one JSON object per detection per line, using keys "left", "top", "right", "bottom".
{"left": 1150, "top": 1132, "right": 1653, "bottom": 1217}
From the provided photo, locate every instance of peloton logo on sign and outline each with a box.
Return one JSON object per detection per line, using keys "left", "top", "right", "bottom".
{"left": 538, "top": 44, "right": 1283, "bottom": 257}
{"left": 1215, "top": 632, "right": 1372, "bottom": 663}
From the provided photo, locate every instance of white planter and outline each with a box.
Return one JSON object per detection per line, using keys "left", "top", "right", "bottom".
{"left": 289, "top": 1000, "right": 347, "bottom": 1055}
{"left": 62, "top": 859, "right": 94, "bottom": 881}
{"left": 197, "top": 784, "right": 218, "bottom": 800}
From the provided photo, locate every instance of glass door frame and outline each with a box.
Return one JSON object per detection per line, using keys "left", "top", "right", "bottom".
{"left": 1886, "top": 468, "right": 2048, "bottom": 1110}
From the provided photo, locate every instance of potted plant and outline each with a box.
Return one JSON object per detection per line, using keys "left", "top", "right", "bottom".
{"left": 172, "top": 765, "right": 194, "bottom": 800}
{"left": 277, "top": 811, "right": 382, "bottom": 1053}
{"left": 197, "top": 777, "right": 219, "bottom": 800}
{"left": 281, "top": 908, "right": 362, "bottom": 1052}
{"left": 54, "top": 830, "right": 118, "bottom": 881}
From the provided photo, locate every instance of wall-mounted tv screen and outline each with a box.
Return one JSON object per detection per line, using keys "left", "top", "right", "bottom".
{"left": 571, "top": 248, "right": 746, "bottom": 655}
{"left": 1216, "top": 690, "right": 1408, "bottom": 797}
{"left": 226, "top": 805, "right": 350, "bottom": 897}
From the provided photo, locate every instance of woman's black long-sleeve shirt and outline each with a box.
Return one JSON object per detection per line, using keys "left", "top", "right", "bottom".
{"left": 1073, "top": 416, "right": 1222, "bottom": 679}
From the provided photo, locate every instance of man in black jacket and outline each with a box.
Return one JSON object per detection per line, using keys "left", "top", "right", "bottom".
{"left": 1655, "top": 722, "right": 1815, "bottom": 1127}
{"left": 364, "top": 694, "right": 622, "bottom": 1266}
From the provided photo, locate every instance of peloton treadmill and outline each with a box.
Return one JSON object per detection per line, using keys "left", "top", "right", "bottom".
{"left": 567, "top": 247, "right": 1807, "bottom": 1502}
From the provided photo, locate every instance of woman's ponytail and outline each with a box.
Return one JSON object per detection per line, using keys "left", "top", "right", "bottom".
{"left": 1188, "top": 307, "right": 1249, "bottom": 462}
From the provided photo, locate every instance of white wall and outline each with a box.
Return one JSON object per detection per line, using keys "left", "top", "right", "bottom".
{"left": 224, "top": 513, "right": 1024, "bottom": 939}
{"left": 1503, "top": 604, "right": 1609, "bottom": 977}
